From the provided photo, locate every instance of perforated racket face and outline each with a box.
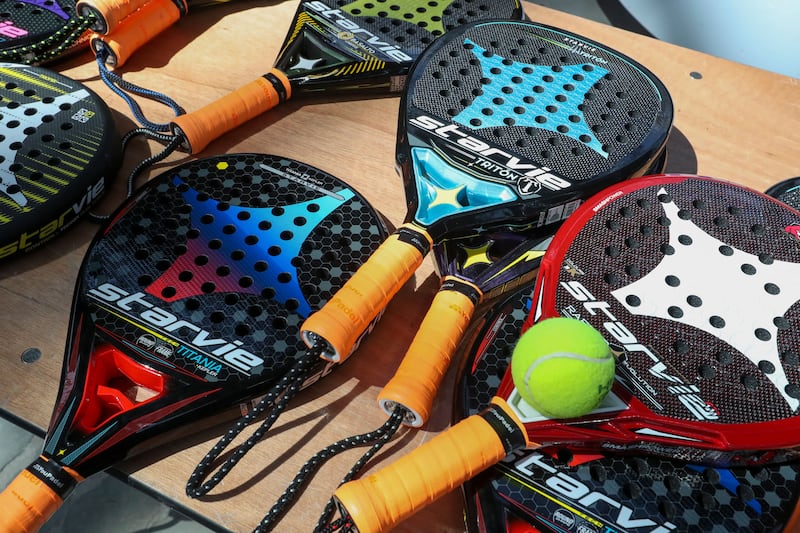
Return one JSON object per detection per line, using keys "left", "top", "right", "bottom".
{"left": 274, "top": 0, "right": 523, "bottom": 92}
{"left": 0, "top": 63, "right": 119, "bottom": 261}
{"left": 399, "top": 20, "right": 672, "bottom": 240}
{"left": 457, "top": 286, "right": 800, "bottom": 533}
{"left": 0, "top": 0, "right": 76, "bottom": 50}
{"left": 46, "top": 154, "right": 386, "bottom": 474}
{"left": 519, "top": 174, "right": 800, "bottom": 461}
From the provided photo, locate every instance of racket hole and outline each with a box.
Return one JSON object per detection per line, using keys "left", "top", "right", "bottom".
{"left": 185, "top": 298, "right": 200, "bottom": 310}
{"left": 754, "top": 328, "right": 771, "bottom": 341}
{"left": 231, "top": 250, "right": 245, "bottom": 261}
{"left": 605, "top": 219, "right": 619, "bottom": 230}
{"left": 717, "top": 350, "right": 733, "bottom": 366}
{"left": 667, "top": 306, "right": 683, "bottom": 318}
{"left": 272, "top": 317, "right": 287, "bottom": 330}
{"left": 137, "top": 275, "right": 152, "bottom": 286}
{"left": 640, "top": 224, "right": 654, "bottom": 236}
{"left": 759, "top": 252, "right": 774, "bottom": 265}
{"left": 285, "top": 299, "right": 299, "bottom": 312}
{"left": 660, "top": 243, "right": 675, "bottom": 255}
{"left": 751, "top": 223, "right": 767, "bottom": 236}
{"left": 278, "top": 272, "right": 292, "bottom": 284}
{"left": 254, "top": 261, "right": 268, "bottom": 272}
{"left": 625, "top": 264, "right": 640, "bottom": 277}
{"left": 741, "top": 263, "right": 757, "bottom": 275}
{"left": 211, "top": 311, "right": 225, "bottom": 323}
{"left": 195, "top": 255, "right": 209, "bottom": 266}
{"left": 603, "top": 272, "right": 619, "bottom": 285}
{"left": 201, "top": 282, "right": 216, "bottom": 293}
{"left": 698, "top": 364, "right": 715, "bottom": 379}
{"left": 657, "top": 215, "right": 671, "bottom": 227}
{"left": 658, "top": 499, "right": 677, "bottom": 520}
{"left": 217, "top": 202, "right": 230, "bottom": 212}
{"left": 624, "top": 237, "right": 640, "bottom": 249}
{"left": 665, "top": 275, "right": 680, "bottom": 287}
{"left": 247, "top": 305, "right": 263, "bottom": 317}
{"left": 623, "top": 482, "right": 642, "bottom": 499}
{"left": 673, "top": 339, "right": 689, "bottom": 354}
{"left": 625, "top": 294, "right": 640, "bottom": 307}
{"left": 216, "top": 266, "right": 230, "bottom": 277}
{"left": 268, "top": 246, "right": 282, "bottom": 256}
{"left": 764, "top": 282, "right": 780, "bottom": 295}
{"left": 774, "top": 316, "right": 790, "bottom": 330}
{"left": 178, "top": 270, "right": 193, "bottom": 282}
{"left": 222, "top": 224, "right": 236, "bottom": 235}
{"left": 718, "top": 245, "right": 734, "bottom": 256}
{"left": 161, "top": 287, "right": 176, "bottom": 299}
{"left": 589, "top": 464, "right": 606, "bottom": 482}
{"left": 135, "top": 249, "right": 149, "bottom": 260}
{"left": 713, "top": 216, "right": 729, "bottom": 228}
{"left": 604, "top": 245, "right": 620, "bottom": 258}
{"left": 785, "top": 384, "right": 800, "bottom": 398}
{"left": 239, "top": 277, "right": 253, "bottom": 288}
{"left": 678, "top": 234, "right": 692, "bottom": 245}
{"left": 741, "top": 374, "right": 759, "bottom": 390}
{"left": 156, "top": 259, "right": 170, "bottom": 271}
{"left": 209, "top": 239, "right": 222, "bottom": 250}
{"left": 709, "top": 315, "right": 725, "bottom": 328}
{"left": 258, "top": 220, "right": 272, "bottom": 231}
{"left": 687, "top": 294, "right": 702, "bottom": 307}
{"left": 784, "top": 351, "right": 800, "bottom": 367}
{"left": 759, "top": 360, "right": 776, "bottom": 374}
{"left": 187, "top": 228, "right": 200, "bottom": 239}
{"left": 235, "top": 324, "right": 251, "bottom": 336}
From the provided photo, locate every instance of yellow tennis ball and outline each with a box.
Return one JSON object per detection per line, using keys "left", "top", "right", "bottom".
{"left": 511, "top": 317, "right": 614, "bottom": 419}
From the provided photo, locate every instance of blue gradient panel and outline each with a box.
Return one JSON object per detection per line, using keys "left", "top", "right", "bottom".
{"left": 165, "top": 176, "right": 354, "bottom": 318}
{"left": 454, "top": 39, "right": 609, "bottom": 157}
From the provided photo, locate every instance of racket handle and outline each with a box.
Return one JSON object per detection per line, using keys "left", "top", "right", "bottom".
{"left": 377, "top": 278, "right": 479, "bottom": 427}
{"left": 0, "top": 457, "right": 80, "bottom": 533}
{"left": 333, "top": 398, "right": 530, "bottom": 533}
{"left": 301, "top": 224, "right": 431, "bottom": 363}
{"left": 77, "top": 0, "right": 153, "bottom": 33}
{"left": 90, "top": 0, "right": 187, "bottom": 68}
{"left": 170, "top": 70, "right": 292, "bottom": 154}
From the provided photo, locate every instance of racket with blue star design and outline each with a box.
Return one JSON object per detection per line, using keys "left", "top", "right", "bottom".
{"left": 0, "top": 153, "right": 386, "bottom": 532}
{"left": 301, "top": 20, "right": 672, "bottom": 376}
{"left": 169, "top": 0, "right": 525, "bottom": 153}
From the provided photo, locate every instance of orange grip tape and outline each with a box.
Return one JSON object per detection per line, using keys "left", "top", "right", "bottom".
{"left": 170, "top": 69, "right": 292, "bottom": 154}
{"left": 90, "top": 0, "right": 183, "bottom": 68}
{"left": 334, "top": 398, "right": 529, "bottom": 533}
{"left": 301, "top": 227, "right": 428, "bottom": 363}
{"left": 377, "top": 285, "right": 476, "bottom": 427}
{"left": 0, "top": 466, "right": 71, "bottom": 532}
{"left": 77, "top": 0, "right": 154, "bottom": 33}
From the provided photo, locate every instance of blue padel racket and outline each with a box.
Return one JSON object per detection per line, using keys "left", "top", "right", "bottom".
{"left": 457, "top": 285, "right": 800, "bottom": 533}
{"left": 0, "top": 63, "right": 120, "bottom": 263}
{"left": 0, "top": 153, "right": 386, "bottom": 532}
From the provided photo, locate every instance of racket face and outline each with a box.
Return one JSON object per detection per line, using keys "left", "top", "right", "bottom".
{"left": 0, "top": 63, "right": 120, "bottom": 261}
{"left": 273, "top": 0, "right": 524, "bottom": 94}
{"left": 398, "top": 20, "right": 673, "bottom": 240}
{"left": 514, "top": 174, "right": 800, "bottom": 462}
{"left": 46, "top": 154, "right": 386, "bottom": 476}
{"left": 456, "top": 286, "right": 800, "bottom": 533}
{"left": 0, "top": 0, "right": 76, "bottom": 50}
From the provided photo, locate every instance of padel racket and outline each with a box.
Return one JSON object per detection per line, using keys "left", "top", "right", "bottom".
{"left": 301, "top": 19, "right": 672, "bottom": 369}
{"left": 0, "top": 62, "right": 120, "bottom": 262}
{"left": 0, "top": 153, "right": 386, "bottom": 532}
{"left": 0, "top": 0, "right": 85, "bottom": 63}
{"left": 169, "top": 0, "right": 525, "bottom": 153}
{"left": 330, "top": 173, "right": 800, "bottom": 532}
{"left": 457, "top": 285, "right": 800, "bottom": 533}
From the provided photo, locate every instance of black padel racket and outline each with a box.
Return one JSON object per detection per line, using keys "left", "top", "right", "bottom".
{"left": 330, "top": 174, "right": 800, "bottom": 532}
{"left": 301, "top": 20, "right": 672, "bottom": 372}
{"left": 0, "top": 63, "right": 120, "bottom": 262}
{"left": 0, "top": 153, "right": 386, "bottom": 532}
{"left": 457, "top": 285, "right": 800, "bottom": 533}
{"left": 169, "top": 0, "right": 525, "bottom": 153}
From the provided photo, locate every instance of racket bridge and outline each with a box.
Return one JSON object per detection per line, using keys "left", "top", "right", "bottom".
{"left": 74, "top": 344, "right": 166, "bottom": 434}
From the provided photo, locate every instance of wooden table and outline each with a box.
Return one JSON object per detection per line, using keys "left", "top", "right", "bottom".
{"left": 0, "top": 1, "right": 798, "bottom": 531}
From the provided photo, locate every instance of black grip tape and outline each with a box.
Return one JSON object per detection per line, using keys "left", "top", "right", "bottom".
{"left": 479, "top": 403, "right": 527, "bottom": 454}
{"left": 26, "top": 457, "right": 77, "bottom": 499}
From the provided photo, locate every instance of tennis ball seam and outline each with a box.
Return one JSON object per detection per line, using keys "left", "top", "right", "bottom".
{"left": 522, "top": 351, "right": 614, "bottom": 384}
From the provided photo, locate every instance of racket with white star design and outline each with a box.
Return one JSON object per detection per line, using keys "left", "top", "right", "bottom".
{"left": 0, "top": 63, "right": 120, "bottom": 263}
{"left": 169, "top": 0, "right": 525, "bottom": 153}
{"left": 0, "top": 153, "right": 386, "bottom": 532}
{"left": 457, "top": 284, "right": 800, "bottom": 533}
{"left": 329, "top": 174, "right": 800, "bottom": 532}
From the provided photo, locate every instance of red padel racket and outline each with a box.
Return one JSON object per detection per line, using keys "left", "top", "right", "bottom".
{"left": 0, "top": 63, "right": 120, "bottom": 262}
{"left": 330, "top": 174, "right": 800, "bottom": 532}
{"left": 168, "top": 0, "right": 526, "bottom": 153}
{"left": 0, "top": 153, "right": 386, "bottom": 532}
{"left": 301, "top": 19, "right": 672, "bottom": 370}
{"left": 457, "top": 284, "right": 800, "bottom": 533}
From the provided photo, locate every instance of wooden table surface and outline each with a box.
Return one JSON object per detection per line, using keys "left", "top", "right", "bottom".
{"left": 0, "top": 1, "right": 798, "bottom": 532}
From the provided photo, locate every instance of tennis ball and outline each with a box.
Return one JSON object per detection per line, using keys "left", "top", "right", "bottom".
{"left": 511, "top": 317, "right": 614, "bottom": 419}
